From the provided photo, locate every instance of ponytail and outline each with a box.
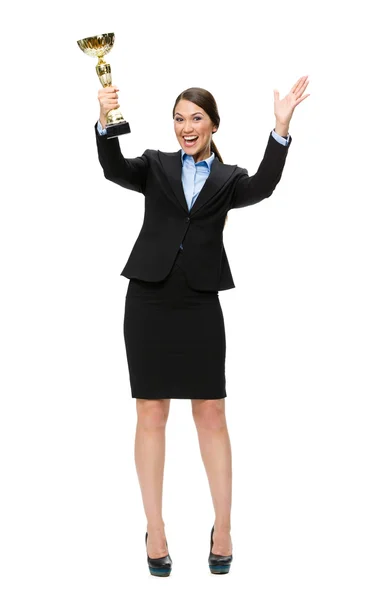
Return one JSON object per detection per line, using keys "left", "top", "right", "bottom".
{"left": 211, "top": 138, "right": 223, "bottom": 163}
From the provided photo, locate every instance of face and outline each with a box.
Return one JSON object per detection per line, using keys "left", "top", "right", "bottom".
{"left": 173, "top": 99, "right": 217, "bottom": 163}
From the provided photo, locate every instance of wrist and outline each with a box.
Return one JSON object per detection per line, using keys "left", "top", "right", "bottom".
{"left": 275, "top": 122, "right": 289, "bottom": 137}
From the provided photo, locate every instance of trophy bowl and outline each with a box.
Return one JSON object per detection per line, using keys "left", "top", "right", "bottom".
{"left": 77, "top": 33, "right": 115, "bottom": 59}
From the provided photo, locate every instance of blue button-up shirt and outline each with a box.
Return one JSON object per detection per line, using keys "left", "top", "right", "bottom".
{"left": 96, "top": 120, "right": 290, "bottom": 249}
{"left": 178, "top": 149, "right": 215, "bottom": 249}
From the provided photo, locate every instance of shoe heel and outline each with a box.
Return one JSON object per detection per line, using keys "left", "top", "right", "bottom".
{"left": 145, "top": 531, "right": 172, "bottom": 577}
{"left": 208, "top": 525, "right": 233, "bottom": 575}
{"left": 209, "top": 563, "right": 231, "bottom": 575}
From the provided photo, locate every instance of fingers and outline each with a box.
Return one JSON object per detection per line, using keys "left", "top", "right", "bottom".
{"left": 98, "top": 85, "right": 120, "bottom": 100}
{"left": 98, "top": 85, "right": 121, "bottom": 117}
{"left": 291, "top": 75, "right": 309, "bottom": 95}
{"left": 99, "top": 85, "right": 120, "bottom": 94}
{"left": 295, "top": 93, "right": 310, "bottom": 106}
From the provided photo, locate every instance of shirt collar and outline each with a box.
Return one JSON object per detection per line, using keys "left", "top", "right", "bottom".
{"left": 181, "top": 148, "right": 215, "bottom": 170}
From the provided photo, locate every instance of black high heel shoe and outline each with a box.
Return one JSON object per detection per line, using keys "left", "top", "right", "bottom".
{"left": 145, "top": 531, "right": 172, "bottom": 577}
{"left": 208, "top": 525, "right": 233, "bottom": 574}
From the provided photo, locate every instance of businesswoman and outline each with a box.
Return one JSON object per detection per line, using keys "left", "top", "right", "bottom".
{"left": 95, "top": 76, "right": 310, "bottom": 576}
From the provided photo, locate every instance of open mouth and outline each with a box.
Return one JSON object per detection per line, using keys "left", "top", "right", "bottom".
{"left": 183, "top": 136, "right": 198, "bottom": 147}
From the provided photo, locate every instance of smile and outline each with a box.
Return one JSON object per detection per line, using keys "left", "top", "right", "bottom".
{"left": 183, "top": 136, "right": 199, "bottom": 147}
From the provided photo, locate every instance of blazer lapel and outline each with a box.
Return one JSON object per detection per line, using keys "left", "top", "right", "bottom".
{"left": 158, "top": 149, "right": 236, "bottom": 216}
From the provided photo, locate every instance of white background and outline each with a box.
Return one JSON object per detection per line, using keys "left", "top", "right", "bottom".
{"left": 1, "top": 0, "right": 373, "bottom": 598}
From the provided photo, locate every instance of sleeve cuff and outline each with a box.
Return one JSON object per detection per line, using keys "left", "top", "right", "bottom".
{"left": 97, "top": 120, "right": 107, "bottom": 136}
{"left": 271, "top": 129, "right": 290, "bottom": 146}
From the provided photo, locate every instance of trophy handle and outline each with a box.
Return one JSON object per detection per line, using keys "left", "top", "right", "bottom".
{"left": 96, "top": 59, "right": 124, "bottom": 126}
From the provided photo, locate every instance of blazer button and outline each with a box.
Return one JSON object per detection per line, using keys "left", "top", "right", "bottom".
{"left": 185, "top": 217, "right": 190, "bottom": 223}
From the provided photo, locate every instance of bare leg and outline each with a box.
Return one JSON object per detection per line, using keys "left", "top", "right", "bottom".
{"left": 135, "top": 398, "right": 171, "bottom": 558}
{"left": 191, "top": 398, "right": 233, "bottom": 555}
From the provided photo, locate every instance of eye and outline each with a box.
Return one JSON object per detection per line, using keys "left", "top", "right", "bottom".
{"left": 174, "top": 116, "right": 202, "bottom": 122}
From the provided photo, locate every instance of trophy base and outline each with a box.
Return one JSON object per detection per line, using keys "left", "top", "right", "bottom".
{"left": 105, "top": 120, "right": 131, "bottom": 139}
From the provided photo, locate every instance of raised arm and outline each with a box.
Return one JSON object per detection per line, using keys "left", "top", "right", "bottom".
{"left": 230, "top": 74, "right": 310, "bottom": 209}
{"left": 229, "top": 130, "right": 292, "bottom": 209}
{"left": 95, "top": 85, "right": 149, "bottom": 194}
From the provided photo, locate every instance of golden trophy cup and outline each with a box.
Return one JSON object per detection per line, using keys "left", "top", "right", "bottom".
{"left": 77, "top": 32, "right": 131, "bottom": 139}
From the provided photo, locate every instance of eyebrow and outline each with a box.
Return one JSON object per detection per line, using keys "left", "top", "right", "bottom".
{"left": 175, "top": 112, "right": 203, "bottom": 116}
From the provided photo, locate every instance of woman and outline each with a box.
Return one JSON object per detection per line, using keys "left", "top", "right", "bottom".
{"left": 94, "top": 76, "right": 310, "bottom": 576}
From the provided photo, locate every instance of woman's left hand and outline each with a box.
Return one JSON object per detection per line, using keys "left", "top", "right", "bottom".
{"left": 273, "top": 75, "right": 310, "bottom": 125}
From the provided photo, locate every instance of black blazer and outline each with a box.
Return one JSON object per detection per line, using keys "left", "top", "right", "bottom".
{"left": 94, "top": 122, "right": 292, "bottom": 291}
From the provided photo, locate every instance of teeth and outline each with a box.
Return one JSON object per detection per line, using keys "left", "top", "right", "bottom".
{"left": 184, "top": 136, "right": 198, "bottom": 141}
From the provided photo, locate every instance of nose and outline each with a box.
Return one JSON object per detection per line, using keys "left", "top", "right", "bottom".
{"left": 182, "top": 121, "right": 194, "bottom": 134}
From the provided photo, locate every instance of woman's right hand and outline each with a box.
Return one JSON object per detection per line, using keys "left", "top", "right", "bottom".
{"left": 98, "top": 85, "right": 120, "bottom": 128}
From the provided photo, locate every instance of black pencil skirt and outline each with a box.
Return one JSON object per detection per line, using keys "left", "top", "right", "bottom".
{"left": 123, "top": 247, "right": 227, "bottom": 399}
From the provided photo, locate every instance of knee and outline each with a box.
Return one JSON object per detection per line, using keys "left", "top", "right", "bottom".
{"left": 192, "top": 399, "right": 226, "bottom": 431}
{"left": 136, "top": 399, "right": 170, "bottom": 429}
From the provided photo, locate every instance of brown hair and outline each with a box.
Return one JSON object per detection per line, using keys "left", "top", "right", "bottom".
{"left": 172, "top": 87, "right": 228, "bottom": 227}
